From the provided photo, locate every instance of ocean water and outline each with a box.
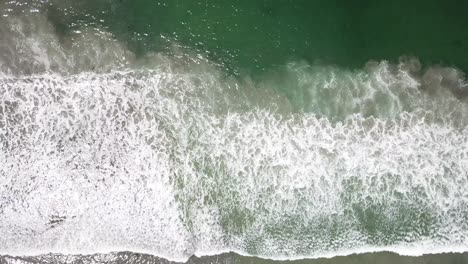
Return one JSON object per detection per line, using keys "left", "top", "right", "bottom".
{"left": 1, "top": 1, "right": 468, "bottom": 264}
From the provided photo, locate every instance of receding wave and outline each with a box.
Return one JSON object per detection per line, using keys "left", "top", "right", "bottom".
{"left": 1, "top": 11, "right": 468, "bottom": 263}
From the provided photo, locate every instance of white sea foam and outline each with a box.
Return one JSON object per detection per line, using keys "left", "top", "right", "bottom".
{"left": 0, "top": 15, "right": 134, "bottom": 75}
{"left": 1, "top": 11, "right": 468, "bottom": 263}
{"left": 1, "top": 67, "right": 468, "bottom": 261}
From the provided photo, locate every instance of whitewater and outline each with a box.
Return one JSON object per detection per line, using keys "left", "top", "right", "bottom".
{"left": 1, "top": 6, "right": 468, "bottom": 264}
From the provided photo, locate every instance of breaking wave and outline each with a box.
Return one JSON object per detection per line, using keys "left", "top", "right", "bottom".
{"left": 1, "top": 11, "right": 468, "bottom": 263}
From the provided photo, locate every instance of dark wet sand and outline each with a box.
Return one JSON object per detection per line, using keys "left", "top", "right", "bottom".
{"left": 2, "top": 251, "right": 468, "bottom": 264}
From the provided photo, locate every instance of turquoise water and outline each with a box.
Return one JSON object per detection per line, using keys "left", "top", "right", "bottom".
{"left": 1, "top": 1, "right": 468, "bottom": 264}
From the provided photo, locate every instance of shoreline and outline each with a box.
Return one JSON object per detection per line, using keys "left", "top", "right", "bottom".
{"left": 2, "top": 251, "right": 468, "bottom": 264}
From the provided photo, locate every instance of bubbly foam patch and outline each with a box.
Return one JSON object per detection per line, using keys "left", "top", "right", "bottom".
{"left": 1, "top": 67, "right": 468, "bottom": 261}
{"left": 0, "top": 14, "right": 133, "bottom": 75}
{"left": 259, "top": 59, "right": 468, "bottom": 122}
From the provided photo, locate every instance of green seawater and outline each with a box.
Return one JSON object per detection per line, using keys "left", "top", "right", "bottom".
{"left": 39, "top": 0, "right": 468, "bottom": 74}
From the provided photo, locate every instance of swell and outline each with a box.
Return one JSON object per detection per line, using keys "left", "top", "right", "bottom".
{"left": 1, "top": 13, "right": 468, "bottom": 122}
